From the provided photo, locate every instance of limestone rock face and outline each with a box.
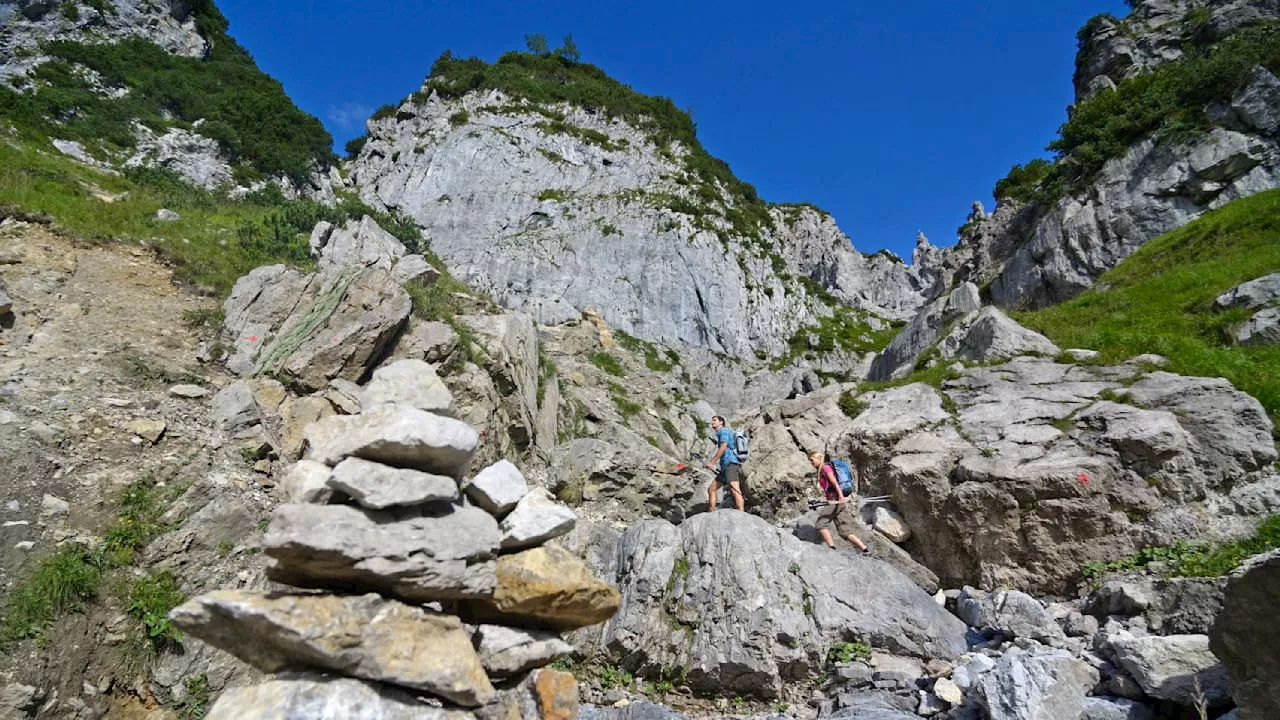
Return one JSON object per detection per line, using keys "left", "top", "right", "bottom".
{"left": 303, "top": 404, "right": 479, "bottom": 479}
{"left": 868, "top": 283, "right": 980, "bottom": 381}
{"left": 170, "top": 591, "right": 494, "bottom": 707}
{"left": 263, "top": 503, "right": 501, "bottom": 601}
{"left": 458, "top": 545, "right": 621, "bottom": 631}
{"left": 986, "top": 124, "right": 1280, "bottom": 309}
{"left": 346, "top": 89, "right": 929, "bottom": 357}
{"left": 744, "top": 356, "right": 1279, "bottom": 593}
{"left": 222, "top": 263, "right": 411, "bottom": 390}
{"left": 936, "top": 306, "right": 1060, "bottom": 363}
{"left": 1211, "top": 550, "right": 1280, "bottom": 720}
{"left": 310, "top": 216, "right": 406, "bottom": 273}
{"left": 579, "top": 511, "right": 967, "bottom": 698}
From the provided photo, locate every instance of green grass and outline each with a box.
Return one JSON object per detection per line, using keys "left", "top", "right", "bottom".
{"left": 127, "top": 571, "right": 185, "bottom": 651}
{"left": 589, "top": 351, "right": 625, "bottom": 377}
{"left": 838, "top": 391, "right": 867, "bottom": 419}
{"left": 0, "top": 475, "right": 188, "bottom": 645}
{"left": 614, "top": 330, "right": 679, "bottom": 372}
{"left": 0, "top": 140, "right": 426, "bottom": 294}
{"left": 1084, "top": 515, "right": 1280, "bottom": 580}
{"left": 1015, "top": 188, "right": 1280, "bottom": 426}
{"left": 0, "top": 546, "right": 103, "bottom": 645}
{"left": 773, "top": 306, "right": 901, "bottom": 370}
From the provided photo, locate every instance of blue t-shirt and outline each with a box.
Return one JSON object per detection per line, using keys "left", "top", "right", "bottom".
{"left": 716, "top": 427, "right": 739, "bottom": 469}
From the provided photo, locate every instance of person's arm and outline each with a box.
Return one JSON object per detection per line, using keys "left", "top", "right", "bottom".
{"left": 706, "top": 435, "right": 726, "bottom": 469}
{"left": 824, "top": 465, "right": 847, "bottom": 504}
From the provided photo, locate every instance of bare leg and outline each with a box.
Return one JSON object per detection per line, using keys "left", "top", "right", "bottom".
{"left": 707, "top": 481, "right": 720, "bottom": 512}
{"left": 845, "top": 534, "right": 869, "bottom": 552}
{"left": 819, "top": 528, "right": 836, "bottom": 548}
{"left": 727, "top": 482, "right": 745, "bottom": 511}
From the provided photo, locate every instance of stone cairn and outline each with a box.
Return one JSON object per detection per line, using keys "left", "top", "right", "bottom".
{"left": 169, "top": 359, "right": 620, "bottom": 720}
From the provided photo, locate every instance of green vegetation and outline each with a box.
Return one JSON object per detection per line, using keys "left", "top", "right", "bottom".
{"left": 774, "top": 307, "right": 902, "bottom": 370}
{"left": 589, "top": 351, "right": 626, "bottom": 377}
{"left": 0, "top": 546, "right": 102, "bottom": 645}
{"left": 176, "top": 673, "right": 212, "bottom": 720}
{"left": 2, "top": 3, "right": 334, "bottom": 183}
{"left": 0, "top": 140, "right": 424, "bottom": 294}
{"left": 1, "top": 474, "right": 189, "bottom": 645}
{"left": 423, "top": 49, "right": 775, "bottom": 245}
{"left": 1083, "top": 515, "right": 1280, "bottom": 580}
{"left": 608, "top": 382, "right": 643, "bottom": 419}
{"left": 596, "top": 665, "right": 634, "bottom": 689}
{"left": 838, "top": 390, "right": 867, "bottom": 419}
{"left": 995, "top": 22, "right": 1280, "bottom": 204}
{"left": 549, "top": 656, "right": 576, "bottom": 672}
{"left": 1016, "top": 188, "right": 1280, "bottom": 426}
{"left": 127, "top": 571, "right": 185, "bottom": 651}
{"left": 614, "top": 330, "right": 679, "bottom": 372}
{"left": 827, "top": 641, "right": 872, "bottom": 664}
{"left": 448, "top": 109, "right": 470, "bottom": 127}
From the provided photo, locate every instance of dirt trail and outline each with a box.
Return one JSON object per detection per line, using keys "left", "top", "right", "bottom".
{"left": 0, "top": 218, "right": 267, "bottom": 719}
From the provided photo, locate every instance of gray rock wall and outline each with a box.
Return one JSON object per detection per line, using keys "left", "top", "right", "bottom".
{"left": 348, "top": 90, "right": 927, "bottom": 357}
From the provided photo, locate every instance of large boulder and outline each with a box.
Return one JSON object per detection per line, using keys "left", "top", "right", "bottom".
{"left": 1211, "top": 549, "right": 1280, "bottom": 720}
{"left": 580, "top": 511, "right": 968, "bottom": 698}
{"left": 309, "top": 216, "right": 405, "bottom": 272}
{"left": 223, "top": 263, "right": 411, "bottom": 391}
{"left": 1215, "top": 272, "right": 1280, "bottom": 310}
{"left": 1104, "top": 630, "right": 1230, "bottom": 705}
{"left": 937, "top": 306, "right": 1060, "bottom": 363}
{"left": 956, "top": 587, "right": 1065, "bottom": 644}
{"left": 170, "top": 591, "right": 494, "bottom": 707}
{"left": 974, "top": 645, "right": 1098, "bottom": 720}
{"left": 1233, "top": 306, "right": 1280, "bottom": 346}
{"left": 263, "top": 503, "right": 501, "bottom": 601}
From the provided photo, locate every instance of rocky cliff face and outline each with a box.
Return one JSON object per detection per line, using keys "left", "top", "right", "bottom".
{"left": 918, "top": 0, "right": 1280, "bottom": 308}
{"left": 347, "top": 86, "right": 928, "bottom": 357}
{"left": 0, "top": 0, "right": 206, "bottom": 82}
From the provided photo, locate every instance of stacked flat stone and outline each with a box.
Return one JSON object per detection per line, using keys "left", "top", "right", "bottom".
{"left": 169, "top": 360, "right": 619, "bottom": 720}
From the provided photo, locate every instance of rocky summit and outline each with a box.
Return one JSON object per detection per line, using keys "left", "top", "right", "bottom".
{"left": 2, "top": 0, "right": 1280, "bottom": 719}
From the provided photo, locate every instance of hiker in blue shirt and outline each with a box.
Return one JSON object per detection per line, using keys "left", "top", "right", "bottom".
{"left": 705, "top": 415, "right": 745, "bottom": 512}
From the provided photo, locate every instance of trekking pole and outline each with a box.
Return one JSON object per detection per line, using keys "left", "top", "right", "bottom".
{"left": 859, "top": 495, "right": 891, "bottom": 506}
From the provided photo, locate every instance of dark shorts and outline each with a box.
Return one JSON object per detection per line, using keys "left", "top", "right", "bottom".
{"left": 716, "top": 463, "right": 742, "bottom": 486}
{"left": 816, "top": 502, "right": 858, "bottom": 537}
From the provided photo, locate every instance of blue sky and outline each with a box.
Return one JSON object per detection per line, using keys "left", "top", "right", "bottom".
{"left": 218, "top": 0, "right": 1127, "bottom": 261}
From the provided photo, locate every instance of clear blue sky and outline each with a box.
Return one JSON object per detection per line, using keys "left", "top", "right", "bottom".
{"left": 218, "top": 0, "right": 1126, "bottom": 261}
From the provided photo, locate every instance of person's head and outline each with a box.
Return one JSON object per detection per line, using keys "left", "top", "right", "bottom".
{"left": 711, "top": 415, "right": 725, "bottom": 431}
{"left": 808, "top": 451, "right": 824, "bottom": 470}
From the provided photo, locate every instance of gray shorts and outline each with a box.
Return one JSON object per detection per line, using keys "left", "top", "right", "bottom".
{"left": 716, "top": 463, "right": 742, "bottom": 486}
{"left": 815, "top": 503, "right": 858, "bottom": 537}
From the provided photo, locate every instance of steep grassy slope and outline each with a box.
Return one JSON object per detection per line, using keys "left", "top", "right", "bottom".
{"left": 1016, "top": 188, "right": 1280, "bottom": 425}
{"left": 0, "top": 0, "right": 334, "bottom": 183}
{"left": 0, "top": 140, "right": 418, "bottom": 293}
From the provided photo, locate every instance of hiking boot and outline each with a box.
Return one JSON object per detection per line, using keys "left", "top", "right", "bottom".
{"left": 861, "top": 548, "right": 872, "bottom": 556}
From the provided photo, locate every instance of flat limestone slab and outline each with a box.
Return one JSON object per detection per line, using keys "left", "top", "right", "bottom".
{"left": 264, "top": 503, "right": 500, "bottom": 601}
{"left": 304, "top": 403, "right": 478, "bottom": 479}
{"left": 171, "top": 591, "right": 493, "bottom": 707}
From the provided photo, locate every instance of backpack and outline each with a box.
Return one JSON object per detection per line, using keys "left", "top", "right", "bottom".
{"left": 829, "top": 459, "right": 856, "bottom": 497}
{"left": 733, "top": 429, "right": 750, "bottom": 462}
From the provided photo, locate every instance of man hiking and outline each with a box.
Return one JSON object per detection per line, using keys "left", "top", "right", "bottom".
{"left": 705, "top": 416, "right": 745, "bottom": 512}
{"left": 808, "top": 451, "right": 870, "bottom": 555}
